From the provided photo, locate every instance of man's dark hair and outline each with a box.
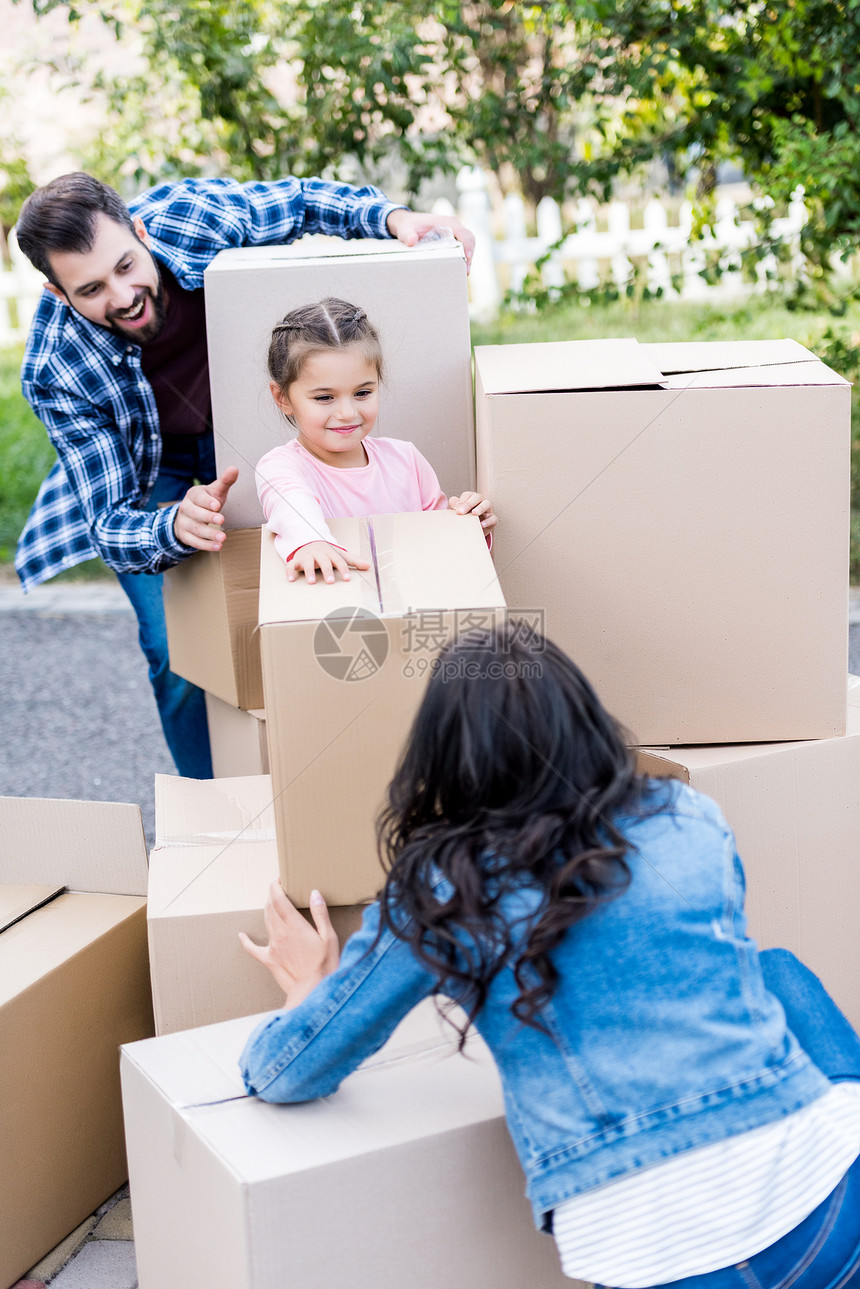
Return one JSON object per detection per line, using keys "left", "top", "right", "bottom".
{"left": 15, "top": 173, "right": 136, "bottom": 285}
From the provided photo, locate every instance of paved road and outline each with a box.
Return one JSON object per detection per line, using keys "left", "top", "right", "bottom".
{"left": 0, "top": 584, "right": 173, "bottom": 846}
{"left": 2, "top": 580, "right": 860, "bottom": 851}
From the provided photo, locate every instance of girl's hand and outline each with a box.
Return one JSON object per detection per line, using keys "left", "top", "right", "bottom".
{"left": 239, "top": 882, "right": 341, "bottom": 1010}
{"left": 448, "top": 492, "right": 498, "bottom": 534}
{"left": 287, "top": 540, "right": 371, "bottom": 584}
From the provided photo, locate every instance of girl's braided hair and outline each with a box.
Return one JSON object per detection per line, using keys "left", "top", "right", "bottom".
{"left": 267, "top": 297, "right": 384, "bottom": 397}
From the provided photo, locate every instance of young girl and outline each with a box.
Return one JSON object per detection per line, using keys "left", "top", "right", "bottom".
{"left": 256, "top": 297, "right": 496, "bottom": 584}
{"left": 240, "top": 622, "right": 860, "bottom": 1288}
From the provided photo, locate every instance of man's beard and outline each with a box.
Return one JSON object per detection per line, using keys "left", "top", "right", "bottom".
{"left": 106, "top": 261, "right": 167, "bottom": 344}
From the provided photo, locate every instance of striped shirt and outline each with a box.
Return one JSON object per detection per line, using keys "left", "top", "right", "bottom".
{"left": 552, "top": 1080, "right": 860, "bottom": 1286}
{"left": 16, "top": 177, "right": 401, "bottom": 589}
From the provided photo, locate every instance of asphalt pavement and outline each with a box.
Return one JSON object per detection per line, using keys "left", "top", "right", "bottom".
{"left": 0, "top": 581, "right": 173, "bottom": 846}
{"left": 2, "top": 578, "right": 860, "bottom": 853}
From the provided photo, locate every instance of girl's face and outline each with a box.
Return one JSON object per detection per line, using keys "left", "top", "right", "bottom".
{"left": 270, "top": 345, "right": 380, "bottom": 469}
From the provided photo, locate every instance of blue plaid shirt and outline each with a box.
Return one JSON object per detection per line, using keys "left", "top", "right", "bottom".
{"left": 16, "top": 176, "right": 400, "bottom": 589}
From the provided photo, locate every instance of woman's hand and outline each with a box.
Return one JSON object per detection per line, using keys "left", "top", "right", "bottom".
{"left": 239, "top": 882, "right": 341, "bottom": 1010}
{"left": 448, "top": 491, "right": 498, "bottom": 535}
{"left": 286, "top": 540, "right": 371, "bottom": 584}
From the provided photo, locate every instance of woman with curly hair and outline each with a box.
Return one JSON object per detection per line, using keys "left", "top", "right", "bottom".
{"left": 241, "top": 623, "right": 860, "bottom": 1288}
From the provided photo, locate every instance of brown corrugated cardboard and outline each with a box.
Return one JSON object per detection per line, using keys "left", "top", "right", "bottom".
{"left": 0, "top": 797, "right": 153, "bottom": 1289}
{"left": 163, "top": 526, "right": 263, "bottom": 709}
{"left": 205, "top": 692, "right": 269, "bottom": 777}
{"left": 0, "top": 795, "right": 148, "bottom": 894}
{"left": 205, "top": 238, "right": 475, "bottom": 530}
{"left": 259, "top": 509, "right": 506, "bottom": 906}
{"left": 476, "top": 337, "right": 850, "bottom": 745}
{"left": 637, "top": 682, "right": 860, "bottom": 1027}
{"left": 121, "top": 1002, "right": 579, "bottom": 1289}
{"left": 148, "top": 774, "right": 366, "bottom": 1034}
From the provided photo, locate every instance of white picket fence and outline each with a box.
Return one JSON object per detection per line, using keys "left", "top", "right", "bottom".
{"left": 0, "top": 230, "right": 44, "bottom": 347}
{"left": 441, "top": 167, "right": 810, "bottom": 320}
{"left": 0, "top": 168, "right": 809, "bottom": 344}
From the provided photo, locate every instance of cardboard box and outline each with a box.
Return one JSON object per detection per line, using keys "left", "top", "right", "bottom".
{"left": 205, "top": 691, "right": 269, "bottom": 777}
{"left": 164, "top": 526, "right": 263, "bottom": 709}
{"left": 205, "top": 238, "right": 475, "bottom": 530}
{"left": 0, "top": 796, "right": 154, "bottom": 1289}
{"left": 637, "top": 680, "right": 860, "bottom": 1028}
{"left": 121, "top": 1002, "right": 578, "bottom": 1289}
{"left": 259, "top": 509, "right": 506, "bottom": 906}
{"left": 476, "top": 337, "right": 850, "bottom": 745}
{"left": 148, "top": 774, "right": 366, "bottom": 1034}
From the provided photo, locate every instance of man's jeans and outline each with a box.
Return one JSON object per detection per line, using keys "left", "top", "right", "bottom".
{"left": 116, "top": 434, "right": 216, "bottom": 779}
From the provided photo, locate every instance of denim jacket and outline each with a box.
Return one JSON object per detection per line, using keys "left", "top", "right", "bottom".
{"left": 240, "top": 782, "right": 829, "bottom": 1228}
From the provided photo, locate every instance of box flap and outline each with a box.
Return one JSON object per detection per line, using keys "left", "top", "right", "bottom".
{"left": 154, "top": 774, "right": 277, "bottom": 845}
{"left": 640, "top": 338, "right": 817, "bottom": 375}
{"left": 474, "top": 338, "right": 666, "bottom": 395}
{"left": 373, "top": 511, "right": 506, "bottom": 614}
{"left": 148, "top": 840, "right": 278, "bottom": 918}
{"left": 0, "top": 883, "right": 65, "bottom": 934}
{"left": 259, "top": 520, "right": 379, "bottom": 626}
{"left": 0, "top": 890, "right": 147, "bottom": 1006}
{"left": 260, "top": 512, "right": 506, "bottom": 625}
{"left": 661, "top": 361, "right": 850, "bottom": 390}
{"left": 0, "top": 797, "right": 148, "bottom": 895}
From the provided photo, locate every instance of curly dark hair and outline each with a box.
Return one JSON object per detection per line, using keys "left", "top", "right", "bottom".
{"left": 377, "top": 622, "right": 645, "bottom": 1041}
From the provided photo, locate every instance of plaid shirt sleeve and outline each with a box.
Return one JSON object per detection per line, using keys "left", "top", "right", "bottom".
{"left": 25, "top": 379, "right": 192, "bottom": 576}
{"left": 134, "top": 176, "right": 403, "bottom": 277}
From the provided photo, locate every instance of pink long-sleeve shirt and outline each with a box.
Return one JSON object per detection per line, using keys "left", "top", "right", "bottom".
{"left": 256, "top": 436, "right": 448, "bottom": 563}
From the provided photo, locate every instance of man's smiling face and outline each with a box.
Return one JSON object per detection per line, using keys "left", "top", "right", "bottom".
{"left": 45, "top": 212, "right": 166, "bottom": 344}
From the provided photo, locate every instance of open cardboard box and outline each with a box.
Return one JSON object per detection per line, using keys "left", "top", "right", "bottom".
{"left": 205, "top": 237, "right": 475, "bottom": 530}
{"left": 476, "top": 337, "right": 850, "bottom": 745}
{"left": 148, "top": 774, "right": 366, "bottom": 1035}
{"left": 0, "top": 796, "right": 154, "bottom": 1289}
{"left": 121, "top": 1000, "right": 578, "bottom": 1289}
{"left": 259, "top": 509, "right": 506, "bottom": 906}
{"left": 637, "top": 679, "right": 860, "bottom": 1028}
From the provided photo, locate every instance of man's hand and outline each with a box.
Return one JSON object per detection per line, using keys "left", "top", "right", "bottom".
{"left": 173, "top": 467, "right": 238, "bottom": 551}
{"left": 386, "top": 208, "right": 475, "bottom": 274}
{"left": 239, "top": 882, "right": 341, "bottom": 1009}
{"left": 287, "top": 540, "right": 371, "bottom": 584}
{"left": 449, "top": 491, "right": 498, "bottom": 534}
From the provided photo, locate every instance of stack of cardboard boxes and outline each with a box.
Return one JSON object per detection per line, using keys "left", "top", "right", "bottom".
{"left": 1, "top": 796, "right": 154, "bottom": 1288}
{"left": 156, "top": 235, "right": 507, "bottom": 1035}
{"left": 475, "top": 334, "right": 857, "bottom": 1028}
{"left": 126, "top": 236, "right": 573, "bottom": 1288}
{"left": 119, "top": 240, "right": 855, "bottom": 1288}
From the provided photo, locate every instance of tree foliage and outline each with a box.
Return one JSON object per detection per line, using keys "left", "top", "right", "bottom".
{"left": 18, "top": 0, "right": 860, "bottom": 289}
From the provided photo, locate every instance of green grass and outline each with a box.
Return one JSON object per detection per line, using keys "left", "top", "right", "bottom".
{"left": 0, "top": 345, "right": 110, "bottom": 579}
{"left": 3, "top": 293, "right": 860, "bottom": 579}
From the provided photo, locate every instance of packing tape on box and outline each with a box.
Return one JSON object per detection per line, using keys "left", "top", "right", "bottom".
{"left": 154, "top": 830, "right": 278, "bottom": 846}
{"left": 367, "top": 513, "right": 402, "bottom": 617}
